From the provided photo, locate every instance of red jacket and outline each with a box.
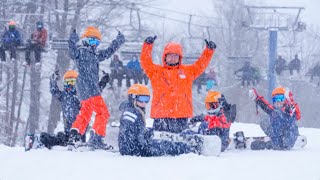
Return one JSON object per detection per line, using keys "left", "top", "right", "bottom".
{"left": 140, "top": 42, "right": 215, "bottom": 118}
{"left": 204, "top": 114, "right": 231, "bottom": 129}
{"left": 32, "top": 28, "right": 47, "bottom": 48}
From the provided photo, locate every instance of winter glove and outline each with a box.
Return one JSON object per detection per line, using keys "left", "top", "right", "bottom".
{"left": 116, "top": 31, "right": 125, "bottom": 45}
{"left": 249, "top": 88, "right": 259, "bottom": 100}
{"left": 284, "top": 88, "right": 295, "bottom": 104}
{"left": 101, "top": 70, "right": 110, "bottom": 83}
{"left": 50, "top": 70, "right": 60, "bottom": 81}
{"left": 145, "top": 35, "right": 157, "bottom": 44}
{"left": 69, "top": 29, "right": 79, "bottom": 44}
{"left": 218, "top": 94, "right": 228, "bottom": 107}
{"left": 98, "top": 71, "right": 110, "bottom": 91}
{"left": 205, "top": 39, "right": 216, "bottom": 50}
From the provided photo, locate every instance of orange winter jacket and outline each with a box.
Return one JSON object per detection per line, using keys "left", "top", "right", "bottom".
{"left": 140, "top": 42, "right": 215, "bottom": 118}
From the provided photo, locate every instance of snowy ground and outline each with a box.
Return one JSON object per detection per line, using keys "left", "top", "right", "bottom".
{"left": 1, "top": 123, "right": 320, "bottom": 180}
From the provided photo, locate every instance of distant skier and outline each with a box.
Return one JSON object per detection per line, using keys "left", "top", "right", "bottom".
{"left": 126, "top": 54, "right": 143, "bottom": 87}
{"left": 234, "top": 61, "right": 257, "bottom": 87}
{"left": 67, "top": 26, "right": 125, "bottom": 149}
{"left": 118, "top": 84, "right": 204, "bottom": 156}
{"left": 0, "top": 21, "right": 22, "bottom": 62}
{"left": 140, "top": 35, "right": 216, "bottom": 133}
{"left": 249, "top": 87, "right": 301, "bottom": 150}
{"left": 189, "top": 91, "right": 237, "bottom": 152}
{"left": 110, "top": 54, "right": 124, "bottom": 88}
{"left": 26, "top": 70, "right": 109, "bottom": 150}
{"left": 288, "top": 54, "right": 301, "bottom": 75}
{"left": 24, "top": 21, "right": 47, "bottom": 66}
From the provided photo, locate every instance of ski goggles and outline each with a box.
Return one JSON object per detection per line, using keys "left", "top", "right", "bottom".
{"left": 85, "top": 37, "right": 100, "bottom": 47}
{"left": 166, "top": 53, "right": 180, "bottom": 59}
{"left": 205, "top": 102, "right": 220, "bottom": 110}
{"left": 272, "top": 94, "right": 285, "bottom": 103}
{"left": 64, "top": 78, "right": 76, "bottom": 86}
{"left": 136, "top": 95, "right": 150, "bottom": 103}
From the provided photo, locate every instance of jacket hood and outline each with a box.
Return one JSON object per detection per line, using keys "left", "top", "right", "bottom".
{"left": 162, "top": 42, "right": 183, "bottom": 68}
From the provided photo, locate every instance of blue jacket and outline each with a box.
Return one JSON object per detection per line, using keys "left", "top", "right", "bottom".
{"left": 126, "top": 60, "right": 142, "bottom": 72}
{"left": 68, "top": 34, "right": 125, "bottom": 100}
{"left": 256, "top": 96, "right": 299, "bottom": 150}
{"left": 118, "top": 101, "right": 192, "bottom": 157}
{"left": 2, "top": 29, "right": 21, "bottom": 46}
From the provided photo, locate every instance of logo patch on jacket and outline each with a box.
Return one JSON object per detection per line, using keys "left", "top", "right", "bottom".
{"left": 178, "top": 70, "right": 186, "bottom": 79}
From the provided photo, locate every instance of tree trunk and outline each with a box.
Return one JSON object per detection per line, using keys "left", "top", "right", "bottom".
{"left": 47, "top": 0, "right": 84, "bottom": 133}
{"left": 4, "top": 65, "right": 12, "bottom": 146}
{"left": 11, "top": 67, "right": 28, "bottom": 146}
{"left": 7, "top": 56, "right": 19, "bottom": 145}
{"left": 28, "top": 64, "right": 42, "bottom": 134}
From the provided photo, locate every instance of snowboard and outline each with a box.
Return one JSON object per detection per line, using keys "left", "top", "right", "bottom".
{"left": 66, "top": 141, "right": 115, "bottom": 152}
{"left": 227, "top": 132, "right": 307, "bottom": 150}
{"left": 153, "top": 131, "right": 222, "bottom": 156}
{"left": 24, "top": 133, "right": 115, "bottom": 152}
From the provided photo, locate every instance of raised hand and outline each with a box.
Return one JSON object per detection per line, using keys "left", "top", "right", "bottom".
{"left": 145, "top": 36, "right": 157, "bottom": 44}
{"left": 205, "top": 39, "right": 216, "bottom": 50}
{"left": 69, "top": 29, "right": 79, "bottom": 44}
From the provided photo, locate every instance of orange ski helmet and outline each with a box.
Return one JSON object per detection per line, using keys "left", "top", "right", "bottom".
{"left": 81, "top": 26, "right": 102, "bottom": 40}
{"left": 63, "top": 70, "right": 78, "bottom": 80}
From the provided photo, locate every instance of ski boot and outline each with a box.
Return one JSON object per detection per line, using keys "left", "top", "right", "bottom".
{"left": 87, "top": 130, "right": 113, "bottom": 151}
{"left": 67, "top": 129, "right": 82, "bottom": 150}
{"left": 25, "top": 133, "right": 44, "bottom": 151}
{"left": 233, "top": 131, "right": 246, "bottom": 149}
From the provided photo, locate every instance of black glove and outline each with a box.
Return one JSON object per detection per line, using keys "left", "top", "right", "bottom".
{"left": 205, "top": 39, "right": 216, "bottom": 50}
{"left": 145, "top": 36, "right": 157, "bottom": 44}
{"left": 50, "top": 70, "right": 60, "bottom": 81}
{"left": 69, "top": 29, "right": 79, "bottom": 44}
{"left": 116, "top": 31, "right": 125, "bottom": 45}
{"left": 218, "top": 94, "right": 227, "bottom": 107}
{"left": 101, "top": 70, "right": 110, "bottom": 84}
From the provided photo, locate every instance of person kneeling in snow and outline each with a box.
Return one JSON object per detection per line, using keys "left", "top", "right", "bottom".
{"left": 250, "top": 87, "right": 301, "bottom": 150}
{"left": 36, "top": 70, "right": 109, "bottom": 149}
{"left": 118, "top": 84, "right": 202, "bottom": 156}
{"left": 189, "top": 91, "right": 236, "bottom": 152}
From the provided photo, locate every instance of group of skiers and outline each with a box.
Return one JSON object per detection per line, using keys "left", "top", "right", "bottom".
{"left": 27, "top": 25, "right": 302, "bottom": 157}
{"left": 275, "top": 54, "right": 301, "bottom": 75}
{"left": 109, "top": 54, "right": 148, "bottom": 88}
{"left": 0, "top": 20, "right": 47, "bottom": 66}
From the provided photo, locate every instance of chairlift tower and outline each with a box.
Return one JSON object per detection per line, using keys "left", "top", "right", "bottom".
{"left": 244, "top": 6, "right": 305, "bottom": 100}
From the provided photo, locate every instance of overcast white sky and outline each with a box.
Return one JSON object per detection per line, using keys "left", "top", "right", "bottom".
{"left": 153, "top": 0, "right": 320, "bottom": 29}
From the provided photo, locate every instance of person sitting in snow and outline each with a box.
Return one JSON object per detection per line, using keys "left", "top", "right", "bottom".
{"left": 30, "top": 70, "right": 110, "bottom": 150}
{"left": 140, "top": 35, "right": 216, "bottom": 133}
{"left": 118, "top": 84, "right": 203, "bottom": 156}
{"left": 249, "top": 87, "right": 301, "bottom": 150}
{"left": 189, "top": 91, "right": 237, "bottom": 152}
{"left": 67, "top": 26, "right": 125, "bottom": 149}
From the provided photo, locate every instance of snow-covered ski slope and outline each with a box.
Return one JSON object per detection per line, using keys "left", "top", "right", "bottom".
{"left": 1, "top": 123, "right": 320, "bottom": 180}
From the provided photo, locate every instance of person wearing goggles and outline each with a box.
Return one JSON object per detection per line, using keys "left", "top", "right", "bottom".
{"left": 140, "top": 35, "right": 216, "bottom": 134}
{"left": 250, "top": 87, "right": 301, "bottom": 150}
{"left": 68, "top": 26, "right": 125, "bottom": 150}
{"left": 25, "top": 70, "right": 110, "bottom": 150}
{"left": 0, "top": 20, "right": 22, "bottom": 62}
{"left": 24, "top": 21, "right": 47, "bottom": 66}
{"left": 118, "top": 84, "right": 203, "bottom": 156}
{"left": 189, "top": 91, "right": 237, "bottom": 152}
